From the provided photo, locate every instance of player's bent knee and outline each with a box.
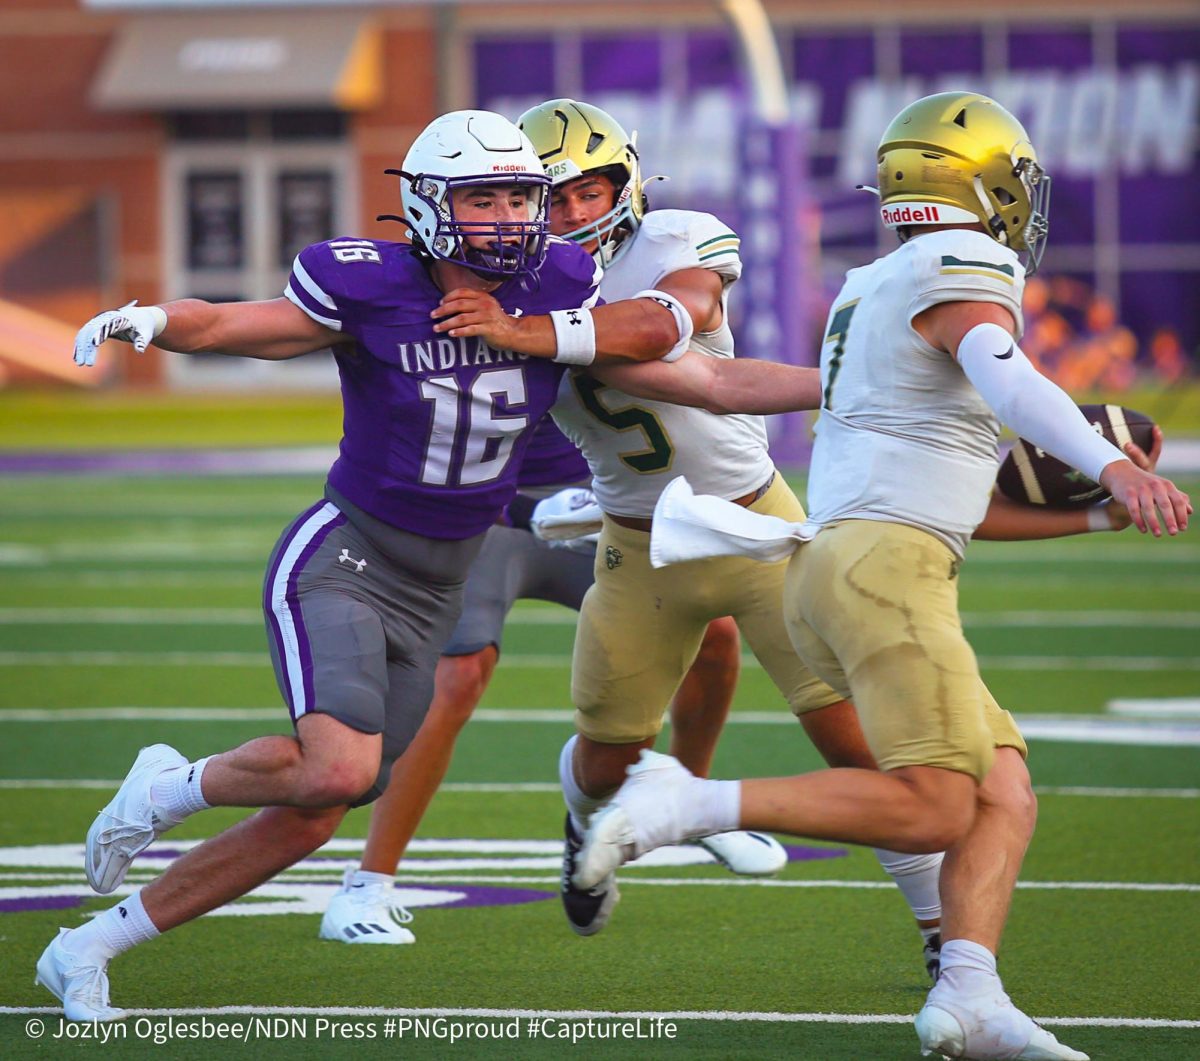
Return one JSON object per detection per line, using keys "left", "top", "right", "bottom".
{"left": 980, "top": 750, "right": 1038, "bottom": 835}
{"left": 302, "top": 759, "right": 379, "bottom": 807}
{"left": 914, "top": 812, "right": 973, "bottom": 853}
{"left": 890, "top": 766, "right": 977, "bottom": 851}
{"left": 433, "top": 647, "right": 498, "bottom": 729}
{"left": 695, "top": 616, "right": 740, "bottom": 667}
{"left": 352, "top": 757, "right": 395, "bottom": 807}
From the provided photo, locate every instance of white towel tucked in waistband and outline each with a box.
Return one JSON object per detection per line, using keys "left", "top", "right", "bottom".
{"left": 649, "top": 476, "right": 813, "bottom": 568}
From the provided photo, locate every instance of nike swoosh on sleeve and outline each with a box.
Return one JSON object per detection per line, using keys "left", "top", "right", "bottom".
{"left": 994, "top": 345, "right": 1014, "bottom": 360}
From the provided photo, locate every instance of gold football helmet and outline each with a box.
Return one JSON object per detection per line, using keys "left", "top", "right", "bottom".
{"left": 517, "top": 98, "right": 646, "bottom": 265}
{"left": 876, "top": 92, "right": 1051, "bottom": 272}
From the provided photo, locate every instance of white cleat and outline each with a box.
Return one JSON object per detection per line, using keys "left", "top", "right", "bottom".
{"left": 86, "top": 744, "right": 187, "bottom": 894}
{"left": 690, "top": 831, "right": 787, "bottom": 877}
{"left": 319, "top": 868, "right": 416, "bottom": 945}
{"left": 35, "top": 928, "right": 127, "bottom": 1022}
{"left": 573, "top": 750, "right": 696, "bottom": 891}
{"left": 916, "top": 993, "right": 1089, "bottom": 1060}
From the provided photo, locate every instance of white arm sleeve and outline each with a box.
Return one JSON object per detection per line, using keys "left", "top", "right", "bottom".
{"left": 957, "top": 322, "right": 1127, "bottom": 483}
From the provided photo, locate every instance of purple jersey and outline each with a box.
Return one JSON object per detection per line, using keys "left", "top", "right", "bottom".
{"left": 518, "top": 416, "right": 590, "bottom": 488}
{"left": 284, "top": 236, "right": 601, "bottom": 539}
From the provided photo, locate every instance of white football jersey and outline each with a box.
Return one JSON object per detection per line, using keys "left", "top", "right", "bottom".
{"left": 803, "top": 229, "right": 1026, "bottom": 558}
{"left": 552, "top": 210, "right": 774, "bottom": 518}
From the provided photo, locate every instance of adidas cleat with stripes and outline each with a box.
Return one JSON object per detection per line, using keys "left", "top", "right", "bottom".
{"left": 319, "top": 868, "right": 415, "bottom": 945}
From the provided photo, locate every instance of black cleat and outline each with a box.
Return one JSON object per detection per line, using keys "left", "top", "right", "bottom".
{"left": 924, "top": 931, "right": 942, "bottom": 984}
{"left": 561, "top": 813, "right": 619, "bottom": 937}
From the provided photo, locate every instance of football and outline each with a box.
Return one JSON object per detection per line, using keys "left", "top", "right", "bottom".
{"left": 995, "top": 404, "right": 1156, "bottom": 508}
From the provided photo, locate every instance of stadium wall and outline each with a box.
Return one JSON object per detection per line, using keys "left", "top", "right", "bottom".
{"left": 0, "top": 0, "right": 1194, "bottom": 393}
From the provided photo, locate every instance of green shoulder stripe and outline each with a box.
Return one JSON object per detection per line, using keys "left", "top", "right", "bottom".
{"left": 695, "top": 232, "right": 739, "bottom": 251}
{"left": 940, "top": 255, "right": 1014, "bottom": 276}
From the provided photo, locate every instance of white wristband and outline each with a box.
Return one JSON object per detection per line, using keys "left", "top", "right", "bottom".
{"left": 633, "top": 288, "right": 694, "bottom": 362}
{"left": 1086, "top": 504, "right": 1115, "bottom": 532}
{"left": 549, "top": 308, "right": 596, "bottom": 365}
{"left": 148, "top": 305, "right": 168, "bottom": 336}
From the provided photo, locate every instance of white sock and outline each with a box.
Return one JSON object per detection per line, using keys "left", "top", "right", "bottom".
{"left": 150, "top": 756, "right": 213, "bottom": 821}
{"left": 350, "top": 869, "right": 393, "bottom": 890}
{"left": 688, "top": 777, "right": 741, "bottom": 836}
{"left": 558, "top": 735, "right": 605, "bottom": 831}
{"left": 67, "top": 890, "right": 160, "bottom": 962}
{"left": 873, "top": 848, "right": 944, "bottom": 922}
{"left": 937, "top": 938, "right": 1000, "bottom": 995}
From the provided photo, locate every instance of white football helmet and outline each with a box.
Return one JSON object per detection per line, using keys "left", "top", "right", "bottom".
{"left": 385, "top": 110, "right": 550, "bottom": 279}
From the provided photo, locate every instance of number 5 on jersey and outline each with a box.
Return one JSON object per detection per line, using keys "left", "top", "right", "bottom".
{"left": 572, "top": 375, "right": 675, "bottom": 474}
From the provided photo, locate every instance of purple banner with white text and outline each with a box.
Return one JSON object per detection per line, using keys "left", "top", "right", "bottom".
{"left": 475, "top": 20, "right": 1199, "bottom": 463}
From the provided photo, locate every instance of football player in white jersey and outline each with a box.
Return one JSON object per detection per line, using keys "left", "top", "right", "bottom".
{"left": 436, "top": 99, "right": 951, "bottom": 952}
{"left": 565, "top": 94, "right": 1189, "bottom": 1060}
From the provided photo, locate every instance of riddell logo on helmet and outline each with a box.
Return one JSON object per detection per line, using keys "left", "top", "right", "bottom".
{"left": 491, "top": 164, "right": 527, "bottom": 172}
{"left": 881, "top": 204, "right": 942, "bottom": 225}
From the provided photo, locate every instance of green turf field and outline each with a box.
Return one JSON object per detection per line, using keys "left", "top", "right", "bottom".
{"left": 1, "top": 464, "right": 1198, "bottom": 1059}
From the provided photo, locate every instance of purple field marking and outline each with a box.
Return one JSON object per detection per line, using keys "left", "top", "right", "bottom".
{"left": 0, "top": 448, "right": 334, "bottom": 476}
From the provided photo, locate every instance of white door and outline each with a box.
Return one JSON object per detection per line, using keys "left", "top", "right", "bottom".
{"left": 163, "top": 134, "right": 357, "bottom": 389}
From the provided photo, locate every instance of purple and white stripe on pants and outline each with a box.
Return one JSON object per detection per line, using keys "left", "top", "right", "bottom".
{"left": 264, "top": 501, "right": 346, "bottom": 720}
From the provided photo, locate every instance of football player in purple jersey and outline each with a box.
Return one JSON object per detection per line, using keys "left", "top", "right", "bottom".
{"left": 39, "top": 110, "right": 619, "bottom": 1020}
{"left": 315, "top": 413, "right": 747, "bottom": 945}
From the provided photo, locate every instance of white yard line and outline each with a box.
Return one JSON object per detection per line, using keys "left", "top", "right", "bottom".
{"left": 4, "top": 651, "right": 1200, "bottom": 672}
{"left": 3, "top": 872, "right": 1192, "bottom": 893}
{"left": 0, "top": 1004, "right": 1194, "bottom": 1028}
{"left": 1, "top": 572, "right": 256, "bottom": 587}
{"left": 0, "top": 608, "right": 263, "bottom": 624}
{"left": 0, "top": 652, "right": 267, "bottom": 667}
{"left": 3, "top": 707, "right": 1199, "bottom": 744}
{"left": 2, "top": 606, "right": 1199, "bottom": 628}
{"left": 0, "top": 542, "right": 266, "bottom": 564}
{"left": 966, "top": 545, "right": 1200, "bottom": 563}
{"left": 1108, "top": 698, "right": 1200, "bottom": 718}
{"left": 0, "top": 778, "right": 1195, "bottom": 797}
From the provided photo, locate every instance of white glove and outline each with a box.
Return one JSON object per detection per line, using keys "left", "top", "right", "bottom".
{"left": 74, "top": 301, "right": 167, "bottom": 367}
{"left": 531, "top": 488, "right": 604, "bottom": 545}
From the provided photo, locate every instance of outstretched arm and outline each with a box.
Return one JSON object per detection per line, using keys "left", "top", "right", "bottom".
{"left": 915, "top": 299, "right": 1190, "bottom": 537}
{"left": 74, "top": 297, "right": 341, "bottom": 367}
{"left": 587, "top": 350, "right": 822, "bottom": 414}
{"left": 432, "top": 268, "right": 723, "bottom": 364}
